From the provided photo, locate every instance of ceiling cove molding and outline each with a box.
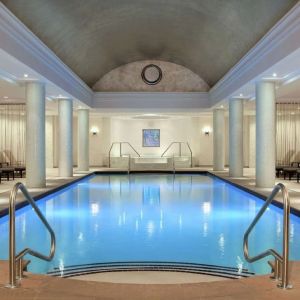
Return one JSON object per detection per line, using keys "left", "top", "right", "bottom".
{"left": 209, "top": 2, "right": 300, "bottom": 106}
{"left": 93, "top": 92, "right": 209, "bottom": 112}
{"left": 0, "top": 3, "right": 93, "bottom": 105}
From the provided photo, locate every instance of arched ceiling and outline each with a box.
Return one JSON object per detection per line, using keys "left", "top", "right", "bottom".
{"left": 2, "top": 0, "right": 297, "bottom": 88}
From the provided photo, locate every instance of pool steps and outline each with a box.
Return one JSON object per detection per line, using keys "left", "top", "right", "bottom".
{"left": 47, "top": 262, "right": 255, "bottom": 279}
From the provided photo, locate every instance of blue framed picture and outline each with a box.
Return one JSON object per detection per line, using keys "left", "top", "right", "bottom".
{"left": 143, "top": 129, "right": 160, "bottom": 147}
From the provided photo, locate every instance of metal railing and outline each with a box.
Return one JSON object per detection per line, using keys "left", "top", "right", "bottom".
{"left": 108, "top": 142, "right": 140, "bottom": 168}
{"left": 161, "top": 142, "right": 192, "bottom": 167}
{"left": 243, "top": 183, "right": 292, "bottom": 289}
{"left": 7, "top": 182, "right": 56, "bottom": 288}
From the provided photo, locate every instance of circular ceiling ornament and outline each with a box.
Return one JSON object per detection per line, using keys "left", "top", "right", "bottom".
{"left": 141, "top": 64, "right": 162, "bottom": 85}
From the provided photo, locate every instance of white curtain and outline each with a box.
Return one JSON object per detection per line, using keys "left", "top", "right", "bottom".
{"left": 276, "top": 103, "right": 300, "bottom": 166}
{"left": 0, "top": 104, "right": 26, "bottom": 165}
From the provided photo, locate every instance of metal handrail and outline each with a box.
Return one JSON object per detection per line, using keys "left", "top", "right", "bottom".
{"left": 7, "top": 182, "right": 56, "bottom": 288}
{"left": 108, "top": 142, "right": 140, "bottom": 168}
{"left": 243, "top": 183, "right": 292, "bottom": 289}
{"left": 161, "top": 142, "right": 192, "bottom": 167}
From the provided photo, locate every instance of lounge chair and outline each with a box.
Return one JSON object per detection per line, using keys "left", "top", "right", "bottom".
{"left": 0, "top": 167, "right": 15, "bottom": 180}
{"left": 282, "top": 162, "right": 300, "bottom": 180}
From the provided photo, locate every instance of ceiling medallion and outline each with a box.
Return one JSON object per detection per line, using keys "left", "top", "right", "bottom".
{"left": 141, "top": 64, "right": 162, "bottom": 85}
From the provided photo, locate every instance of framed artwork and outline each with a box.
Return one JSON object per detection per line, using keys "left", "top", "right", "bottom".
{"left": 143, "top": 129, "right": 160, "bottom": 147}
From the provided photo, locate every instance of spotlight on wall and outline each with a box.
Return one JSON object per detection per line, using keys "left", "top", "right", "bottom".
{"left": 91, "top": 126, "right": 99, "bottom": 136}
{"left": 202, "top": 126, "right": 212, "bottom": 136}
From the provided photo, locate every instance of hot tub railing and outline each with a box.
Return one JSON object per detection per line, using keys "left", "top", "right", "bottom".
{"left": 6, "top": 182, "right": 56, "bottom": 288}
{"left": 243, "top": 183, "right": 292, "bottom": 289}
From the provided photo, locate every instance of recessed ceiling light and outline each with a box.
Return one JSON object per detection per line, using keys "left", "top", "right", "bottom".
{"left": 78, "top": 106, "right": 82, "bottom": 109}
{"left": 239, "top": 93, "right": 243, "bottom": 97}
{"left": 220, "top": 105, "right": 224, "bottom": 109}
{"left": 23, "top": 74, "right": 28, "bottom": 78}
{"left": 272, "top": 73, "right": 277, "bottom": 77}
{"left": 3, "top": 96, "right": 8, "bottom": 99}
{"left": 58, "top": 94, "right": 62, "bottom": 97}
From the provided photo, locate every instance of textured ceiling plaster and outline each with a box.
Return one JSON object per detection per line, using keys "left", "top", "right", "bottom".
{"left": 93, "top": 60, "right": 209, "bottom": 92}
{"left": 2, "top": 0, "right": 297, "bottom": 88}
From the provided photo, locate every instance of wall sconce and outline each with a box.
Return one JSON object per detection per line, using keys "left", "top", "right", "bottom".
{"left": 202, "top": 126, "right": 212, "bottom": 136}
{"left": 90, "top": 126, "right": 99, "bottom": 135}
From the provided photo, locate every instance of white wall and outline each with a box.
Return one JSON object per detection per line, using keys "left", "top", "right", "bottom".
{"left": 45, "top": 114, "right": 256, "bottom": 168}
{"left": 99, "top": 117, "right": 210, "bottom": 166}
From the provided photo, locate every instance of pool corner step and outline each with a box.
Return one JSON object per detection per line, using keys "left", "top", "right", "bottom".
{"left": 47, "top": 262, "right": 255, "bottom": 280}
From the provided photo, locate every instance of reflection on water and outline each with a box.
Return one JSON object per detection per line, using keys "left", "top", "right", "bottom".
{"left": 0, "top": 173, "right": 300, "bottom": 276}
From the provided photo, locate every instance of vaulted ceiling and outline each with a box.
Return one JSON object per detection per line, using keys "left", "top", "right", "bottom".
{"left": 2, "top": 0, "right": 297, "bottom": 88}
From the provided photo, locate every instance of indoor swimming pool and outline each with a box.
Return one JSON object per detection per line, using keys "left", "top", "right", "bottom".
{"left": 0, "top": 173, "right": 299, "bottom": 276}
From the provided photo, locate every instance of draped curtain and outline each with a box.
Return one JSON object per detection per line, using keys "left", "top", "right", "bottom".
{"left": 0, "top": 104, "right": 26, "bottom": 165}
{"left": 276, "top": 103, "right": 300, "bottom": 165}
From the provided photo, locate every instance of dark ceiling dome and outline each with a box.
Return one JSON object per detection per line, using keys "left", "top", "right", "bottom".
{"left": 2, "top": 0, "right": 297, "bottom": 88}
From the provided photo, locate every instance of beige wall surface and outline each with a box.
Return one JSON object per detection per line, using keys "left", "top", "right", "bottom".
{"left": 45, "top": 114, "right": 255, "bottom": 168}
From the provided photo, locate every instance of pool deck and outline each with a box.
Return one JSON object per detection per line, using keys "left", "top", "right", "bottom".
{"left": 0, "top": 167, "right": 300, "bottom": 215}
{"left": 0, "top": 260, "right": 299, "bottom": 299}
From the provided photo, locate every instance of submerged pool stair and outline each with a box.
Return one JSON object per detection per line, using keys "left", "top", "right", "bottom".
{"left": 47, "top": 262, "right": 255, "bottom": 279}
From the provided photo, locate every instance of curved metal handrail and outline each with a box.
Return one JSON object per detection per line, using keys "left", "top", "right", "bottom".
{"left": 108, "top": 142, "right": 140, "bottom": 168}
{"left": 122, "top": 142, "right": 140, "bottom": 157}
{"left": 243, "top": 183, "right": 291, "bottom": 289}
{"left": 161, "top": 142, "right": 177, "bottom": 157}
{"left": 7, "top": 182, "right": 56, "bottom": 288}
{"left": 161, "top": 142, "right": 192, "bottom": 167}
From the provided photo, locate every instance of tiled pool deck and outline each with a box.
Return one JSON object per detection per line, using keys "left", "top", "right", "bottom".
{"left": 0, "top": 260, "right": 299, "bottom": 300}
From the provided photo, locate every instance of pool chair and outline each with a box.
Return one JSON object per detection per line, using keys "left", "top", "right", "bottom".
{"left": 13, "top": 166, "right": 26, "bottom": 178}
{"left": 0, "top": 167, "right": 15, "bottom": 181}
{"left": 276, "top": 164, "right": 290, "bottom": 178}
{"left": 282, "top": 162, "right": 300, "bottom": 180}
{"left": 9, "top": 162, "right": 26, "bottom": 178}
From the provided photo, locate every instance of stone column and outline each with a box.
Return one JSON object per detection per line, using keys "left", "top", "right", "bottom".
{"left": 213, "top": 108, "right": 225, "bottom": 171}
{"left": 58, "top": 98, "right": 73, "bottom": 177}
{"left": 25, "top": 81, "right": 46, "bottom": 188}
{"left": 77, "top": 109, "right": 89, "bottom": 171}
{"left": 256, "top": 81, "right": 276, "bottom": 188}
{"left": 229, "top": 99, "right": 244, "bottom": 177}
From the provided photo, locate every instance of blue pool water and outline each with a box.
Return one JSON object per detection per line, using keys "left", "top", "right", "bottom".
{"left": 0, "top": 173, "right": 299, "bottom": 275}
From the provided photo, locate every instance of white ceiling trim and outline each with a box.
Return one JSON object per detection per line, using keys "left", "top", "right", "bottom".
{"left": 209, "top": 2, "right": 300, "bottom": 105}
{"left": 93, "top": 92, "right": 209, "bottom": 112}
{"left": 0, "top": 3, "right": 93, "bottom": 106}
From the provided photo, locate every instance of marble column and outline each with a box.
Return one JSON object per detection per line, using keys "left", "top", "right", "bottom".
{"left": 77, "top": 109, "right": 89, "bottom": 171}
{"left": 229, "top": 99, "right": 244, "bottom": 177}
{"left": 256, "top": 81, "right": 276, "bottom": 188}
{"left": 25, "top": 81, "right": 46, "bottom": 188}
{"left": 213, "top": 108, "right": 225, "bottom": 171}
{"left": 58, "top": 98, "right": 73, "bottom": 177}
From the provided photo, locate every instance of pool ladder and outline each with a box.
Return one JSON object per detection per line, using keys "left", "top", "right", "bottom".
{"left": 6, "top": 182, "right": 56, "bottom": 288}
{"left": 243, "top": 183, "right": 292, "bottom": 289}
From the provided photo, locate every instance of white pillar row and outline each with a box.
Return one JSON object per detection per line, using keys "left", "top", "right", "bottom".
{"left": 229, "top": 99, "right": 244, "bottom": 177}
{"left": 77, "top": 109, "right": 90, "bottom": 171}
{"left": 58, "top": 98, "right": 73, "bottom": 177}
{"left": 256, "top": 81, "right": 276, "bottom": 188}
{"left": 213, "top": 108, "right": 225, "bottom": 171}
{"left": 25, "top": 81, "right": 46, "bottom": 188}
